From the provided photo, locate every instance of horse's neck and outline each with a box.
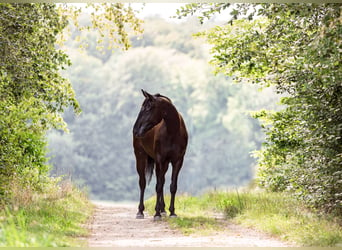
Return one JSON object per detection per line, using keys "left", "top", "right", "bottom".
{"left": 163, "top": 103, "right": 180, "bottom": 135}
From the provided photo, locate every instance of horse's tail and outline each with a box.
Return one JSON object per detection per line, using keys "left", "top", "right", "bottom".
{"left": 145, "top": 156, "right": 154, "bottom": 185}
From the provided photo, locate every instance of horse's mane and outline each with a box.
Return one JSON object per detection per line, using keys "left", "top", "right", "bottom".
{"left": 155, "top": 93, "right": 172, "bottom": 103}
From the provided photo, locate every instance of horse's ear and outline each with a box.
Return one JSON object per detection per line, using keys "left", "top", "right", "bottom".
{"left": 141, "top": 89, "right": 148, "bottom": 97}
{"left": 141, "top": 89, "right": 155, "bottom": 101}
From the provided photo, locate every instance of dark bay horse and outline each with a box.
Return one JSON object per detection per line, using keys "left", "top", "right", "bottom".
{"left": 133, "top": 89, "right": 188, "bottom": 220}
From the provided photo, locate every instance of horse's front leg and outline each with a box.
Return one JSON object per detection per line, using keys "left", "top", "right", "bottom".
{"left": 160, "top": 191, "right": 167, "bottom": 216}
{"left": 169, "top": 157, "right": 184, "bottom": 217}
{"left": 154, "top": 161, "right": 167, "bottom": 221}
{"left": 135, "top": 155, "right": 147, "bottom": 219}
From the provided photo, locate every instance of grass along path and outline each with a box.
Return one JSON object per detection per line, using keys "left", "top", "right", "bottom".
{"left": 0, "top": 181, "right": 93, "bottom": 247}
{"left": 145, "top": 190, "right": 342, "bottom": 247}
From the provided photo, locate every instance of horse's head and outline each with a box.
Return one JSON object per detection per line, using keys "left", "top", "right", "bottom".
{"left": 133, "top": 89, "right": 170, "bottom": 138}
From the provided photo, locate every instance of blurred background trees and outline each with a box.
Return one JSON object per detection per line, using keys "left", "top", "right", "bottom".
{"left": 47, "top": 15, "right": 281, "bottom": 201}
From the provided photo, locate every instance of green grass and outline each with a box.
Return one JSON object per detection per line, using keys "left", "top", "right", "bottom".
{"left": 205, "top": 190, "right": 342, "bottom": 246}
{"left": 0, "top": 180, "right": 93, "bottom": 247}
{"left": 145, "top": 194, "right": 223, "bottom": 235}
{"left": 146, "top": 190, "right": 342, "bottom": 246}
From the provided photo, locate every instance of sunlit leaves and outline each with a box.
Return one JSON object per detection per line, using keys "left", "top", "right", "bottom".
{"left": 195, "top": 18, "right": 270, "bottom": 83}
{"left": 57, "top": 3, "right": 143, "bottom": 51}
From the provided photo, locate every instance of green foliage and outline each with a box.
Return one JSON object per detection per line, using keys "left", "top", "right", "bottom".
{"left": 0, "top": 3, "right": 79, "bottom": 201}
{"left": 175, "top": 3, "right": 231, "bottom": 25}
{"left": 0, "top": 180, "right": 92, "bottom": 247}
{"left": 179, "top": 3, "right": 342, "bottom": 213}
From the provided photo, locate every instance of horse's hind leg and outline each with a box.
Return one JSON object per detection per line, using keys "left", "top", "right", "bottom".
{"left": 169, "top": 158, "right": 184, "bottom": 217}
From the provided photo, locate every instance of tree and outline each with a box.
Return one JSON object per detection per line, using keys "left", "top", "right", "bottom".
{"left": 0, "top": 3, "right": 143, "bottom": 203}
{"left": 177, "top": 3, "right": 342, "bottom": 213}
{"left": 0, "top": 3, "right": 77, "bottom": 200}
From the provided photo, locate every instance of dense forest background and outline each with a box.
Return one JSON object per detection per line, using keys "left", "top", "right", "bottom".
{"left": 47, "top": 15, "right": 281, "bottom": 201}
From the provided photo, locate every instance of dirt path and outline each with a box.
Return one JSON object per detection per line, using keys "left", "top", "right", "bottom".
{"left": 87, "top": 201, "right": 292, "bottom": 247}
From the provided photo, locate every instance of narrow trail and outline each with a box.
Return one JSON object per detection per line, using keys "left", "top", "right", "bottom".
{"left": 87, "top": 201, "right": 292, "bottom": 247}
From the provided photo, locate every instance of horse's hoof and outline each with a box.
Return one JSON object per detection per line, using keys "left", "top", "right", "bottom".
{"left": 136, "top": 213, "right": 144, "bottom": 219}
{"left": 153, "top": 215, "right": 162, "bottom": 221}
{"left": 169, "top": 214, "right": 177, "bottom": 218}
{"left": 161, "top": 211, "right": 167, "bottom": 217}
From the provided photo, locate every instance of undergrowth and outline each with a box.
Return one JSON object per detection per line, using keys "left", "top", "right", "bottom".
{"left": 0, "top": 178, "right": 93, "bottom": 247}
{"left": 145, "top": 190, "right": 342, "bottom": 246}
{"left": 205, "top": 191, "right": 342, "bottom": 246}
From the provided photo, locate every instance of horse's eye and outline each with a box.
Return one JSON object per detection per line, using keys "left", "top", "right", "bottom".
{"left": 142, "top": 102, "right": 152, "bottom": 111}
